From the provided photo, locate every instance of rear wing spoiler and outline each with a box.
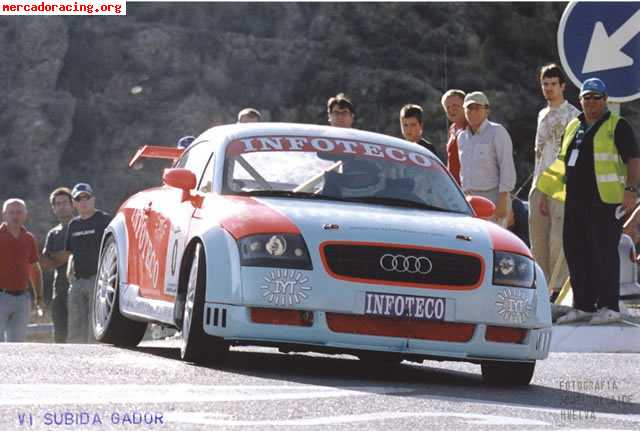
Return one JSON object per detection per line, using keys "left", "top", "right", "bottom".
{"left": 128, "top": 146, "right": 184, "bottom": 168}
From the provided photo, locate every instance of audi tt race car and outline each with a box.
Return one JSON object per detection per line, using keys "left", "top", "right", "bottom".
{"left": 92, "top": 123, "right": 552, "bottom": 385}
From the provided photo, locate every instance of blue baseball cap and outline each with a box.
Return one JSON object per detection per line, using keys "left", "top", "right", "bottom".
{"left": 176, "top": 135, "right": 195, "bottom": 149}
{"left": 580, "top": 78, "right": 606, "bottom": 97}
{"left": 71, "top": 183, "right": 93, "bottom": 199}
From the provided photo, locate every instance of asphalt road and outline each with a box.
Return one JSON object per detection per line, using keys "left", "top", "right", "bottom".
{"left": 0, "top": 341, "right": 639, "bottom": 430}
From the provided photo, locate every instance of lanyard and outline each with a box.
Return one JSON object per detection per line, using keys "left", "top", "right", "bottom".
{"left": 573, "top": 122, "right": 588, "bottom": 150}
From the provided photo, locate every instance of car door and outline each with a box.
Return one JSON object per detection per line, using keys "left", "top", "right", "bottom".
{"left": 138, "top": 142, "right": 214, "bottom": 300}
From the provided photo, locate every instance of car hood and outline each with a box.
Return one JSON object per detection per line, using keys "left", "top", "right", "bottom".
{"left": 215, "top": 196, "right": 530, "bottom": 257}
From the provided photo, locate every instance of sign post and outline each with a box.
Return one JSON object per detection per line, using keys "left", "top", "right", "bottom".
{"left": 558, "top": 2, "right": 640, "bottom": 103}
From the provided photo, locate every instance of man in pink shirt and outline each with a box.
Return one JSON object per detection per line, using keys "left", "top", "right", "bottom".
{"left": 441, "top": 89, "right": 467, "bottom": 185}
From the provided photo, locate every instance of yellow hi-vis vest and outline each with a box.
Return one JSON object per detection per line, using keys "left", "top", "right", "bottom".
{"left": 536, "top": 114, "right": 625, "bottom": 203}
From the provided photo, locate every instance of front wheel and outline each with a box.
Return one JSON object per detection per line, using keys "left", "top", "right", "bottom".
{"left": 180, "top": 243, "right": 228, "bottom": 364}
{"left": 92, "top": 236, "right": 147, "bottom": 346}
{"left": 481, "top": 361, "right": 535, "bottom": 386}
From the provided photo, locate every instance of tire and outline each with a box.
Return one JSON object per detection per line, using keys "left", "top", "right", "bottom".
{"left": 180, "top": 243, "right": 229, "bottom": 364}
{"left": 481, "top": 360, "right": 535, "bottom": 386}
{"left": 92, "top": 236, "right": 147, "bottom": 346}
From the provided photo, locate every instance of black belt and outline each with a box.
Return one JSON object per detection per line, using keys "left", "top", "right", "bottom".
{"left": 0, "top": 289, "right": 28, "bottom": 296}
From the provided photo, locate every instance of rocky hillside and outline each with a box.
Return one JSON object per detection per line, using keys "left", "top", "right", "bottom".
{"left": 0, "top": 2, "right": 638, "bottom": 243}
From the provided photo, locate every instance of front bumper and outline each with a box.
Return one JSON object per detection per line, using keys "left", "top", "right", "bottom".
{"left": 201, "top": 302, "right": 552, "bottom": 362}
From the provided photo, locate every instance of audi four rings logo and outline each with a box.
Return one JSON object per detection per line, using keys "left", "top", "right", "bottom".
{"left": 379, "top": 253, "right": 433, "bottom": 274}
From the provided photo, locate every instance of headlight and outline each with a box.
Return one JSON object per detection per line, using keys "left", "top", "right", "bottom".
{"left": 492, "top": 251, "right": 535, "bottom": 288}
{"left": 238, "top": 234, "right": 312, "bottom": 270}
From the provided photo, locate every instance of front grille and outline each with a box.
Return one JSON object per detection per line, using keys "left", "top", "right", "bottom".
{"left": 321, "top": 242, "right": 483, "bottom": 289}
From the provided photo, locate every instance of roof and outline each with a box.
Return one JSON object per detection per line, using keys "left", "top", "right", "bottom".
{"left": 194, "top": 122, "right": 438, "bottom": 158}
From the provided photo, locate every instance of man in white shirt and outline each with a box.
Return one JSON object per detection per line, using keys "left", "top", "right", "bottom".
{"left": 458, "top": 91, "right": 516, "bottom": 226}
{"left": 529, "top": 64, "right": 579, "bottom": 299}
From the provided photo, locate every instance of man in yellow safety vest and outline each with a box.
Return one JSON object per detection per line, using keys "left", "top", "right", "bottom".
{"left": 537, "top": 78, "right": 640, "bottom": 325}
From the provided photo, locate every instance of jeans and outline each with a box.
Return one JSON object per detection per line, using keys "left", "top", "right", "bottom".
{"left": 0, "top": 290, "right": 31, "bottom": 342}
{"left": 67, "top": 276, "right": 96, "bottom": 343}
{"left": 52, "top": 292, "right": 68, "bottom": 343}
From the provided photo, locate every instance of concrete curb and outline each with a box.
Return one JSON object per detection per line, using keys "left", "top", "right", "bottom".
{"left": 550, "top": 324, "right": 640, "bottom": 353}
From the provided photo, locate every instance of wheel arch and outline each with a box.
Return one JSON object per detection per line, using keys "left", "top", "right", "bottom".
{"left": 173, "top": 236, "right": 204, "bottom": 327}
{"left": 172, "top": 228, "right": 241, "bottom": 327}
{"left": 100, "top": 212, "right": 129, "bottom": 286}
{"left": 199, "top": 228, "right": 242, "bottom": 304}
{"left": 534, "top": 263, "right": 552, "bottom": 326}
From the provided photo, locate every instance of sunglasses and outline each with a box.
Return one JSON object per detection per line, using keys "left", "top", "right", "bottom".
{"left": 582, "top": 94, "right": 604, "bottom": 100}
{"left": 73, "top": 194, "right": 93, "bottom": 202}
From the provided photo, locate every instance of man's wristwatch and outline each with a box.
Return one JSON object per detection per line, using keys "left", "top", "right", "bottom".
{"left": 624, "top": 186, "right": 638, "bottom": 193}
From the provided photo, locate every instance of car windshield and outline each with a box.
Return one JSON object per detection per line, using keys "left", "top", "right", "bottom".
{"left": 222, "top": 135, "right": 471, "bottom": 214}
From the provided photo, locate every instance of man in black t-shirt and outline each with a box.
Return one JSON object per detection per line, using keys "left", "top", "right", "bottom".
{"left": 555, "top": 78, "right": 640, "bottom": 325}
{"left": 63, "top": 183, "right": 111, "bottom": 343}
{"left": 40, "top": 187, "right": 75, "bottom": 343}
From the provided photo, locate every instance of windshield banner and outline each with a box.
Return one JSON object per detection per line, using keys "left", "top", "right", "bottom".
{"left": 226, "top": 136, "right": 435, "bottom": 168}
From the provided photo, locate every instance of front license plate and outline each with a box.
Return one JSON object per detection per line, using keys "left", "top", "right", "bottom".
{"left": 364, "top": 292, "right": 445, "bottom": 321}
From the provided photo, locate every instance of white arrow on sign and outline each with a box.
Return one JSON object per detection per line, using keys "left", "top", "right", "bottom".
{"left": 582, "top": 9, "right": 640, "bottom": 74}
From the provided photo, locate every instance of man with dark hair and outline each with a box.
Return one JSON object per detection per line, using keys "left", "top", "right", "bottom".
{"left": 40, "top": 187, "right": 75, "bottom": 343}
{"left": 0, "top": 198, "right": 43, "bottom": 342}
{"left": 441, "top": 89, "right": 467, "bottom": 185}
{"left": 237, "top": 108, "right": 262, "bottom": 123}
{"left": 63, "top": 183, "right": 111, "bottom": 343}
{"left": 327, "top": 93, "right": 354, "bottom": 128}
{"left": 539, "top": 78, "right": 640, "bottom": 325}
{"left": 399, "top": 104, "right": 441, "bottom": 161}
{"left": 529, "top": 63, "right": 579, "bottom": 300}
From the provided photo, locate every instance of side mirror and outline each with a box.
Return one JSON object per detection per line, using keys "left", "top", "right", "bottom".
{"left": 467, "top": 195, "right": 495, "bottom": 219}
{"left": 163, "top": 168, "right": 196, "bottom": 191}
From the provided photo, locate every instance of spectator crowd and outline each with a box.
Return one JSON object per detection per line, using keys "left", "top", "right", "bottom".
{"left": 1, "top": 62, "right": 637, "bottom": 343}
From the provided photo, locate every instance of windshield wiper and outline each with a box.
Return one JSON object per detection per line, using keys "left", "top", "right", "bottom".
{"left": 233, "top": 190, "right": 462, "bottom": 213}
{"left": 234, "top": 190, "right": 337, "bottom": 201}
{"left": 340, "top": 196, "right": 459, "bottom": 213}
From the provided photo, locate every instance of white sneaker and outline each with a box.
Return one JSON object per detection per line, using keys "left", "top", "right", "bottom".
{"left": 556, "top": 309, "right": 593, "bottom": 324}
{"left": 589, "top": 308, "right": 622, "bottom": 325}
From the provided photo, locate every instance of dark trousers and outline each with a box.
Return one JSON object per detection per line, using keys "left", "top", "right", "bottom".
{"left": 563, "top": 201, "right": 622, "bottom": 312}
{"left": 52, "top": 292, "right": 68, "bottom": 343}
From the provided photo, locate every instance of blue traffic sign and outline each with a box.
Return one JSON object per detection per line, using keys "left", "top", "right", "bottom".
{"left": 558, "top": 2, "right": 640, "bottom": 102}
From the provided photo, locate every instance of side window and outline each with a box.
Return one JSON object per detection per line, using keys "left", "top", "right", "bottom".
{"left": 198, "top": 153, "right": 215, "bottom": 193}
{"left": 174, "top": 151, "right": 190, "bottom": 169}
{"left": 178, "top": 141, "right": 212, "bottom": 182}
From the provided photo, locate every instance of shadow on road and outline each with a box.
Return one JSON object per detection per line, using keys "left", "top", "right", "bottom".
{"left": 131, "top": 344, "right": 640, "bottom": 416}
